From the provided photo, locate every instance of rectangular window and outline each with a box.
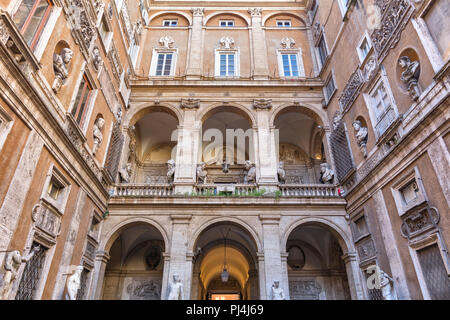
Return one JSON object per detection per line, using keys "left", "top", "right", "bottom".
{"left": 163, "top": 19, "right": 178, "bottom": 27}
{"left": 155, "top": 53, "right": 173, "bottom": 76}
{"left": 220, "top": 20, "right": 234, "bottom": 27}
{"left": 71, "top": 74, "right": 92, "bottom": 126}
{"left": 417, "top": 244, "right": 450, "bottom": 300}
{"left": 99, "top": 18, "right": 109, "bottom": 44}
{"left": 325, "top": 75, "right": 336, "bottom": 102}
{"left": 13, "top": 0, "right": 52, "bottom": 49}
{"left": 371, "top": 82, "right": 391, "bottom": 121}
{"left": 47, "top": 178, "right": 64, "bottom": 200}
{"left": 219, "top": 53, "right": 235, "bottom": 76}
{"left": 281, "top": 54, "right": 299, "bottom": 77}
{"left": 358, "top": 37, "right": 371, "bottom": 62}
{"left": 317, "top": 37, "right": 328, "bottom": 68}
{"left": 400, "top": 180, "right": 420, "bottom": 205}
{"left": 277, "top": 20, "right": 291, "bottom": 27}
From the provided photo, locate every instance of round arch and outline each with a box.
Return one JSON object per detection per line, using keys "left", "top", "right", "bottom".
{"left": 148, "top": 11, "right": 192, "bottom": 26}
{"left": 270, "top": 103, "right": 327, "bottom": 128}
{"left": 262, "top": 12, "right": 308, "bottom": 26}
{"left": 99, "top": 217, "right": 170, "bottom": 254}
{"left": 188, "top": 217, "right": 263, "bottom": 254}
{"left": 197, "top": 102, "right": 256, "bottom": 127}
{"left": 282, "top": 217, "right": 353, "bottom": 254}
{"left": 203, "top": 11, "right": 250, "bottom": 26}
{"left": 124, "top": 103, "right": 183, "bottom": 128}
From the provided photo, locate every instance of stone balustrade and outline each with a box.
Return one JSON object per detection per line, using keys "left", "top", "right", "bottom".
{"left": 112, "top": 184, "right": 174, "bottom": 197}
{"left": 279, "top": 184, "right": 341, "bottom": 197}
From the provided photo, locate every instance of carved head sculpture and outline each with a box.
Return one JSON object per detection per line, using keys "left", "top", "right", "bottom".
{"left": 278, "top": 161, "right": 284, "bottom": 169}
{"left": 352, "top": 120, "right": 361, "bottom": 131}
{"left": 75, "top": 265, "right": 83, "bottom": 275}
{"left": 332, "top": 113, "right": 342, "bottom": 131}
{"left": 61, "top": 48, "right": 74, "bottom": 64}
{"left": 273, "top": 280, "right": 280, "bottom": 288}
{"left": 244, "top": 160, "right": 253, "bottom": 170}
{"left": 172, "top": 273, "right": 180, "bottom": 282}
{"left": 320, "top": 162, "right": 329, "bottom": 173}
{"left": 398, "top": 56, "right": 410, "bottom": 69}
{"left": 167, "top": 159, "right": 175, "bottom": 168}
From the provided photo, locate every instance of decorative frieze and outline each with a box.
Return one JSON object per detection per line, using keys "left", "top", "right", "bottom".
{"left": 126, "top": 278, "right": 162, "bottom": 300}
{"left": 248, "top": 8, "right": 263, "bottom": 17}
{"left": 338, "top": 68, "right": 364, "bottom": 112}
{"left": 180, "top": 98, "right": 200, "bottom": 109}
{"left": 289, "top": 280, "right": 322, "bottom": 300}
{"left": 281, "top": 37, "right": 295, "bottom": 49}
{"left": 32, "top": 202, "right": 62, "bottom": 239}
{"left": 191, "top": 8, "right": 204, "bottom": 17}
{"left": 108, "top": 42, "right": 123, "bottom": 81}
{"left": 252, "top": 99, "right": 272, "bottom": 110}
{"left": 356, "top": 237, "right": 377, "bottom": 262}
{"left": 400, "top": 204, "right": 440, "bottom": 240}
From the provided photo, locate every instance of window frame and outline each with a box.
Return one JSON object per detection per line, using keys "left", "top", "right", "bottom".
{"left": 316, "top": 35, "right": 329, "bottom": 70}
{"left": 219, "top": 20, "right": 235, "bottom": 27}
{"left": 356, "top": 31, "right": 373, "bottom": 64}
{"left": 323, "top": 71, "right": 337, "bottom": 105}
{"left": 276, "top": 49, "right": 305, "bottom": 79}
{"left": 162, "top": 19, "right": 178, "bottom": 27}
{"left": 149, "top": 48, "right": 178, "bottom": 77}
{"left": 338, "top": 0, "right": 351, "bottom": 17}
{"left": 214, "top": 48, "right": 240, "bottom": 78}
{"left": 276, "top": 20, "right": 291, "bottom": 27}
{"left": 40, "top": 164, "right": 72, "bottom": 215}
{"left": 71, "top": 73, "right": 93, "bottom": 128}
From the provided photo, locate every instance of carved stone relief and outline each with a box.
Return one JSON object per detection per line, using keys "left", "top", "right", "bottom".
{"left": 52, "top": 48, "right": 74, "bottom": 93}
{"left": 180, "top": 98, "right": 200, "bottom": 109}
{"left": 32, "top": 202, "right": 61, "bottom": 238}
{"left": 126, "top": 278, "right": 161, "bottom": 300}
{"left": 281, "top": 37, "right": 295, "bottom": 49}
{"left": 338, "top": 68, "right": 364, "bottom": 112}
{"left": 219, "top": 36, "right": 235, "bottom": 49}
{"left": 398, "top": 56, "right": 421, "bottom": 101}
{"left": 252, "top": 99, "right": 272, "bottom": 109}
{"left": 159, "top": 36, "right": 174, "bottom": 48}
{"left": 92, "top": 46, "right": 102, "bottom": 71}
{"left": 289, "top": 280, "right": 322, "bottom": 300}
{"left": 92, "top": 116, "right": 105, "bottom": 156}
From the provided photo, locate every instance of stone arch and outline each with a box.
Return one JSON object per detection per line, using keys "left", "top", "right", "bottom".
{"left": 148, "top": 11, "right": 192, "bottom": 26}
{"left": 197, "top": 102, "right": 256, "bottom": 127}
{"left": 124, "top": 103, "right": 183, "bottom": 128}
{"left": 203, "top": 11, "right": 250, "bottom": 26}
{"left": 282, "top": 217, "right": 352, "bottom": 254}
{"left": 188, "top": 217, "right": 262, "bottom": 254}
{"left": 262, "top": 12, "right": 308, "bottom": 27}
{"left": 99, "top": 217, "right": 170, "bottom": 254}
{"left": 270, "top": 103, "right": 327, "bottom": 127}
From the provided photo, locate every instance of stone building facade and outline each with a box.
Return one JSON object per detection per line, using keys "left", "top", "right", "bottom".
{"left": 0, "top": 0, "right": 448, "bottom": 300}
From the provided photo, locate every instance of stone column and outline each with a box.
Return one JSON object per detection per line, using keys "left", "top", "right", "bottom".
{"left": 160, "top": 252, "right": 171, "bottom": 299}
{"left": 174, "top": 108, "right": 200, "bottom": 194}
{"left": 257, "top": 252, "right": 266, "bottom": 299}
{"left": 248, "top": 8, "right": 269, "bottom": 79}
{"left": 91, "top": 251, "right": 110, "bottom": 300}
{"left": 342, "top": 252, "right": 365, "bottom": 300}
{"left": 254, "top": 103, "right": 278, "bottom": 192}
{"left": 248, "top": 269, "right": 259, "bottom": 299}
{"left": 372, "top": 189, "right": 411, "bottom": 299}
{"left": 280, "top": 252, "right": 290, "bottom": 299}
{"left": 166, "top": 214, "right": 191, "bottom": 299}
{"left": 427, "top": 137, "right": 450, "bottom": 208}
{"left": 185, "top": 8, "right": 204, "bottom": 79}
{"left": 190, "top": 268, "right": 201, "bottom": 300}
{"left": 0, "top": 130, "right": 44, "bottom": 264}
{"left": 259, "top": 215, "right": 286, "bottom": 300}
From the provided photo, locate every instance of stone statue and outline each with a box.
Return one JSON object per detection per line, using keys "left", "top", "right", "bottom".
{"left": 92, "top": 117, "right": 105, "bottom": 156}
{"left": 135, "top": 21, "right": 142, "bottom": 35}
{"left": 115, "top": 107, "right": 122, "bottom": 125}
{"left": 167, "top": 159, "right": 176, "bottom": 184}
{"left": 196, "top": 162, "right": 207, "bottom": 184}
{"left": 244, "top": 160, "right": 256, "bottom": 184}
{"left": 379, "top": 270, "right": 396, "bottom": 300}
{"left": 332, "top": 112, "right": 342, "bottom": 131}
{"left": 352, "top": 120, "right": 368, "bottom": 158}
{"left": 118, "top": 163, "right": 132, "bottom": 183}
{"left": 92, "top": 46, "right": 102, "bottom": 71}
{"left": 271, "top": 280, "right": 285, "bottom": 300}
{"left": 167, "top": 274, "right": 183, "bottom": 300}
{"left": 52, "top": 48, "right": 74, "bottom": 93}
{"left": 277, "top": 161, "right": 286, "bottom": 184}
{"left": 1, "top": 245, "right": 40, "bottom": 300}
{"left": 398, "top": 56, "right": 421, "bottom": 101}
{"left": 66, "top": 266, "right": 83, "bottom": 300}
{"left": 319, "top": 163, "right": 334, "bottom": 184}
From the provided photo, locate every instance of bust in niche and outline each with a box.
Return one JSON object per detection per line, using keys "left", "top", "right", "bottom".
{"left": 92, "top": 117, "right": 105, "bottom": 156}
{"left": 52, "top": 48, "right": 74, "bottom": 93}
{"left": 319, "top": 163, "right": 334, "bottom": 184}
{"left": 352, "top": 120, "right": 368, "bottom": 158}
{"left": 398, "top": 56, "right": 421, "bottom": 101}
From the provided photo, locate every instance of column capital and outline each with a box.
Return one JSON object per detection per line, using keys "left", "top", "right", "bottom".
{"left": 191, "top": 8, "right": 204, "bottom": 17}
{"left": 170, "top": 214, "right": 192, "bottom": 224}
{"left": 259, "top": 214, "right": 281, "bottom": 224}
{"left": 248, "top": 8, "right": 263, "bottom": 17}
{"left": 341, "top": 251, "right": 358, "bottom": 264}
{"left": 95, "top": 251, "right": 111, "bottom": 263}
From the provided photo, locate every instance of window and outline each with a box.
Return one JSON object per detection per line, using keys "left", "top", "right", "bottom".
{"left": 155, "top": 53, "right": 173, "bottom": 76}
{"left": 13, "top": 0, "right": 53, "bottom": 49}
{"left": 417, "top": 244, "right": 450, "bottom": 300}
{"left": 220, "top": 20, "right": 234, "bottom": 27}
{"left": 47, "top": 177, "right": 64, "bottom": 200}
{"left": 400, "top": 180, "right": 420, "bottom": 205}
{"left": 317, "top": 36, "right": 328, "bottom": 69}
{"left": 370, "top": 81, "right": 391, "bottom": 121}
{"left": 219, "top": 53, "right": 235, "bottom": 76}
{"left": 281, "top": 54, "right": 299, "bottom": 77}
{"left": 324, "top": 73, "right": 336, "bottom": 103}
{"left": 71, "top": 74, "right": 93, "bottom": 126}
{"left": 357, "top": 35, "right": 372, "bottom": 63}
{"left": 277, "top": 20, "right": 291, "bottom": 27}
{"left": 163, "top": 19, "right": 178, "bottom": 27}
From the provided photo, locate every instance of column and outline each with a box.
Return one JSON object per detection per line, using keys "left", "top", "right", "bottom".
{"left": 254, "top": 103, "right": 278, "bottom": 192}
{"left": 260, "top": 215, "right": 286, "bottom": 300}
{"left": 372, "top": 189, "right": 411, "bottom": 299}
{"left": 0, "top": 130, "right": 44, "bottom": 264}
{"left": 257, "top": 252, "right": 266, "bottom": 299}
{"left": 342, "top": 252, "right": 365, "bottom": 300}
{"left": 185, "top": 8, "right": 204, "bottom": 79}
{"left": 427, "top": 137, "right": 450, "bottom": 208}
{"left": 174, "top": 108, "right": 200, "bottom": 194}
{"left": 166, "top": 214, "right": 191, "bottom": 299}
{"left": 160, "top": 252, "right": 171, "bottom": 299}
{"left": 248, "top": 8, "right": 269, "bottom": 79}
{"left": 91, "top": 251, "right": 110, "bottom": 300}
{"left": 280, "top": 252, "right": 290, "bottom": 300}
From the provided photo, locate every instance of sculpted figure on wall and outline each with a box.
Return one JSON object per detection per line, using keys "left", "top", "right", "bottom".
{"left": 219, "top": 36, "right": 235, "bottom": 49}
{"left": 319, "top": 163, "right": 334, "bottom": 184}
{"left": 167, "top": 274, "right": 183, "bottom": 300}
{"left": 92, "top": 117, "right": 105, "bottom": 156}
{"left": 277, "top": 161, "right": 286, "bottom": 184}
{"left": 332, "top": 112, "right": 342, "bottom": 131}
{"left": 398, "top": 56, "right": 421, "bottom": 101}
{"left": 167, "top": 159, "right": 176, "bottom": 184}
{"left": 66, "top": 266, "right": 83, "bottom": 300}
{"left": 244, "top": 160, "right": 256, "bottom": 184}
{"left": 352, "top": 120, "right": 368, "bottom": 158}
{"left": 379, "top": 270, "right": 396, "bottom": 300}
{"left": 92, "top": 46, "right": 102, "bottom": 71}
{"left": 119, "top": 163, "right": 132, "bottom": 183}
{"left": 271, "top": 280, "right": 285, "bottom": 300}
{"left": 196, "top": 162, "right": 207, "bottom": 184}
{"left": 0, "top": 245, "right": 40, "bottom": 300}
{"left": 52, "top": 48, "right": 74, "bottom": 93}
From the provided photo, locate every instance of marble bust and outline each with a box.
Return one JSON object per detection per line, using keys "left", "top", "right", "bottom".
{"left": 398, "top": 56, "right": 421, "bottom": 101}
{"left": 244, "top": 160, "right": 256, "bottom": 184}
{"left": 119, "top": 163, "right": 132, "bottom": 183}
{"left": 319, "top": 163, "right": 334, "bottom": 184}
{"left": 52, "top": 48, "right": 74, "bottom": 93}
{"left": 277, "top": 161, "right": 286, "bottom": 184}
{"left": 196, "top": 162, "right": 207, "bottom": 184}
{"left": 167, "top": 159, "right": 176, "bottom": 184}
{"left": 271, "top": 280, "right": 285, "bottom": 300}
{"left": 167, "top": 274, "right": 183, "bottom": 300}
{"left": 92, "top": 117, "right": 105, "bottom": 156}
{"left": 352, "top": 120, "right": 368, "bottom": 158}
{"left": 66, "top": 266, "right": 83, "bottom": 300}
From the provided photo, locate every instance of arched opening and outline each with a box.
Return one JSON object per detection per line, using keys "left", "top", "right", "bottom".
{"left": 274, "top": 106, "right": 327, "bottom": 184}
{"left": 286, "top": 222, "right": 351, "bottom": 300}
{"left": 127, "top": 106, "right": 179, "bottom": 183}
{"left": 200, "top": 106, "right": 254, "bottom": 184}
{"left": 101, "top": 223, "right": 166, "bottom": 300}
{"left": 191, "top": 222, "right": 260, "bottom": 300}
